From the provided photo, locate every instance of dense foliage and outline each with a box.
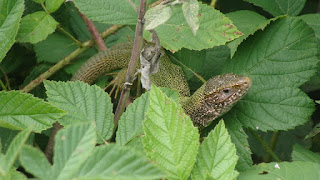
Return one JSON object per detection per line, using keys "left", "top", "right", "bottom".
{"left": 0, "top": 0, "right": 320, "bottom": 179}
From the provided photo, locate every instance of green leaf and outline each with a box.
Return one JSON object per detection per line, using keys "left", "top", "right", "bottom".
{"left": 159, "top": 87, "right": 180, "bottom": 103}
{"left": 45, "top": 0, "right": 65, "bottom": 13}
{"left": 19, "top": 145, "right": 53, "bottom": 179}
{"left": 169, "top": 45, "right": 230, "bottom": 85}
{"left": 222, "top": 17, "right": 318, "bottom": 131}
{"left": 0, "top": 128, "right": 19, "bottom": 154}
{"left": 0, "top": 129, "right": 31, "bottom": 176}
{"left": 74, "top": 144, "right": 165, "bottom": 180}
{"left": 52, "top": 123, "right": 96, "bottom": 180}
{"left": 305, "top": 123, "right": 320, "bottom": 139}
{"left": 33, "top": 0, "right": 45, "bottom": 3}
{"left": 226, "top": 10, "right": 270, "bottom": 58}
{"left": 300, "top": 14, "right": 320, "bottom": 52}
{"left": 34, "top": 33, "right": 78, "bottom": 63}
{"left": 248, "top": 122, "right": 312, "bottom": 161}
{"left": 16, "top": 11, "right": 58, "bottom": 44}
{"left": 182, "top": 0, "right": 199, "bottom": 35}
{"left": 0, "top": 91, "right": 65, "bottom": 132}
{"left": 147, "top": 2, "right": 242, "bottom": 52}
{"left": 142, "top": 85, "right": 199, "bottom": 180}
{"left": 145, "top": 4, "right": 172, "bottom": 30}
{"left": 225, "top": 118, "right": 252, "bottom": 172}
{"left": 237, "top": 161, "right": 320, "bottom": 180}
{"left": 191, "top": 120, "right": 239, "bottom": 180}
{"left": 244, "top": 0, "right": 306, "bottom": 17}
{"left": 4, "top": 169, "right": 27, "bottom": 180}
{"left": 44, "top": 81, "right": 114, "bottom": 142}
{"left": 0, "top": 0, "right": 24, "bottom": 63}
{"left": 292, "top": 144, "right": 320, "bottom": 163}
{"left": 116, "top": 92, "right": 149, "bottom": 146}
{"left": 73, "top": 0, "right": 138, "bottom": 25}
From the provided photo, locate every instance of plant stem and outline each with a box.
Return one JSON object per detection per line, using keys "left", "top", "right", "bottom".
{"left": 168, "top": 54, "right": 206, "bottom": 83}
{"left": 112, "top": 0, "right": 147, "bottom": 135}
{"left": 20, "top": 25, "right": 123, "bottom": 93}
{"left": 210, "top": 0, "right": 217, "bottom": 7}
{"left": 0, "top": 80, "right": 7, "bottom": 91}
{"left": 79, "top": 11, "right": 107, "bottom": 51}
{"left": 265, "top": 131, "right": 280, "bottom": 162}
{"left": 248, "top": 129, "right": 281, "bottom": 162}
{"left": 41, "top": 3, "right": 50, "bottom": 14}
{"left": 0, "top": 68, "right": 10, "bottom": 90}
{"left": 57, "top": 26, "right": 83, "bottom": 47}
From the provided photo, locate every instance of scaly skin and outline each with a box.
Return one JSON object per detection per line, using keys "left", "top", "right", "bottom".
{"left": 72, "top": 43, "right": 252, "bottom": 127}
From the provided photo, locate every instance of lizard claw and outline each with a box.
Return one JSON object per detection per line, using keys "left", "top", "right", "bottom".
{"left": 104, "top": 68, "right": 127, "bottom": 98}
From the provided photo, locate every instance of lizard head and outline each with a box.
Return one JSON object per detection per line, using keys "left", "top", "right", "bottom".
{"left": 201, "top": 73, "right": 251, "bottom": 124}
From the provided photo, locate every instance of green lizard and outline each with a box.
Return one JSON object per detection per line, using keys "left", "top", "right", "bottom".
{"left": 72, "top": 42, "right": 252, "bottom": 127}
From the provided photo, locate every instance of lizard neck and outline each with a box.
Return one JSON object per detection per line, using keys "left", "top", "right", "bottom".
{"left": 180, "top": 84, "right": 219, "bottom": 127}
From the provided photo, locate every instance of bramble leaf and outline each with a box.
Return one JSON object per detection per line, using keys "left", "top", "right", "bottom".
{"left": 74, "top": 144, "right": 165, "bottom": 180}
{"left": 182, "top": 0, "right": 199, "bottom": 35}
{"left": 223, "top": 17, "right": 318, "bottom": 131}
{"left": 73, "top": 0, "right": 139, "bottom": 25}
{"left": 142, "top": 85, "right": 199, "bottom": 179}
{"left": 16, "top": 11, "right": 58, "bottom": 44}
{"left": 44, "top": 81, "right": 114, "bottom": 142}
{"left": 244, "top": 0, "right": 306, "bottom": 17}
{"left": 45, "top": 0, "right": 65, "bottom": 13}
{"left": 292, "top": 144, "right": 320, "bottom": 163}
{"left": 0, "top": 91, "right": 65, "bottom": 132}
{"left": 20, "top": 145, "right": 53, "bottom": 179}
{"left": 191, "top": 120, "right": 239, "bottom": 180}
{"left": 146, "top": 2, "right": 242, "bottom": 52}
{"left": 145, "top": 4, "right": 172, "bottom": 30}
{"left": 238, "top": 161, "right": 320, "bottom": 180}
{"left": 52, "top": 123, "right": 96, "bottom": 180}
{"left": 0, "top": 0, "right": 24, "bottom": 63}
{"left": 0, "top": 129, "right": 31, "bottom": 177}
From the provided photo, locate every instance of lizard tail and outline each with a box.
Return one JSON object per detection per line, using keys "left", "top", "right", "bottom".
{"left": 71, "top": 44, "right": 133, "bottom": 84}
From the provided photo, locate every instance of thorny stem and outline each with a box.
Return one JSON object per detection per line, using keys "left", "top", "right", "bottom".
{"left": 20, "top": 25, "right": 123, "bottom": 93}
{"left": 265, "top": 131, "right": 280, "bottom": 162}
{"left": 79, "top": 11, "right": 107, "bottom": 51}
{"left": 57, "top": 26, "right": 83, "bottom": 47}
{"left": 248, "top": 129, "right": 281, "bottom": 162}
{"left": 112, "top": 0, "right": 147, "bottom": 136}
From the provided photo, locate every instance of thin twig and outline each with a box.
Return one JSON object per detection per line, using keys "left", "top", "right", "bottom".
{"left": 0, "top": 67, "right": 10, "bottom": 90}
{"left": 79, "top": 12, "right": 107, "bottom": 51}
{"left": 57, "top": 26, "right": 83, "bottom": 47}
{"left": 20, "top": 25, "right": 123, "bottom": 93}
{"left": 248, "top": 129, "right": 281, "bottom": 162}
{"left": 167, "top": 54, "right": 206, "bottom": 83}
{"left": 0, "top": 80, "right": 7, "bottom": 91}
{"left": 149, "top": 0, "right": 164, "bottom": 8}
{"left": 112, "top": 0, "right": 147, "bottom": 136}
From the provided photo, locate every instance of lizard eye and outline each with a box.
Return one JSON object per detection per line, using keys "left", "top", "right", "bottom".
{"left": 222, "top": 89, "right": 231, "bottom": 94}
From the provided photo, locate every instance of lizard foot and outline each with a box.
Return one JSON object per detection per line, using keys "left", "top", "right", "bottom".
{"left": 104, "top": 68, "right": 127, "bottom": 98}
